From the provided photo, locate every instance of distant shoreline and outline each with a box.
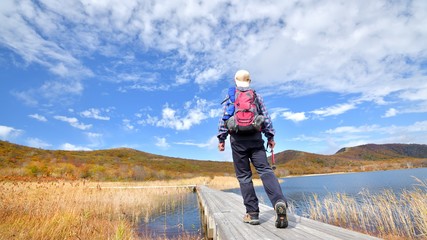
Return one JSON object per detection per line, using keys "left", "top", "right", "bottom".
{"left": 283, "top": 171, "right": 353, "bottom": 178}
{"left": 282, "top": 167, "right": 427, "bottom": 179}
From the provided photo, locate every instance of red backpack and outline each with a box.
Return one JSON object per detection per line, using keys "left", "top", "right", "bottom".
{"left": 225, "top": 88, "right": 264, "bottom": 133}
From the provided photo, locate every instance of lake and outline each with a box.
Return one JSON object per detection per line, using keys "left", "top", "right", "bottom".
{"left": 138, "top": 192, "right": 202, "bottom": 239}
{"left": 250, "top": 167, "right": 427, "bottom": 215}
{"left": 138, "top": 168, "right": 427, "bottom": 238}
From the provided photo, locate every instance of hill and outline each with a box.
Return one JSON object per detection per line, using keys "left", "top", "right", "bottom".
{"left": 1, "top": 141, "right": 426, "bottom": 180}
{"left": 335, "top": 143, "right": 427, "bottom": 159}
{"left": 0, "top": 140, "right": 235, "bottom": 181}
{"left": 271, "top": 143, "right": 427, "bottom": 176}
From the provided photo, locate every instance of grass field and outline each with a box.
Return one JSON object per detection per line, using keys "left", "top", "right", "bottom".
{"left": 0, "top": 176, "right": 250, "bottom": 240}
{"left": 1, "top": 176, "right": 425, "bottom": 239}
{"left": 305, "top": 178, "right": 427, "bottom": 240}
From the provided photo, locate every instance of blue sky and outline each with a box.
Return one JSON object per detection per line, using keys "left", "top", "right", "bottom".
{"left": 1, "top": 0, "right": 426, "bottom": 162}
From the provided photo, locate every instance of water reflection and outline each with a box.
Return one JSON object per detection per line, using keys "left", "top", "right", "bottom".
{"left": 138, "top": 192, "right": 202, "bottom": 239}
{"left": 137, "top": 168, "right": 427, "bottom": 238}
{"left": 227, "top": 168, "right": 427, "bottom": 215}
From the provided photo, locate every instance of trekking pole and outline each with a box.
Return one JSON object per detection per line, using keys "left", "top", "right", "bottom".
{"left": 266, "top": 143, "right": 277, "bottom": 170}
{"left": 271, "top": 148, "right": 276, "bottom": 170}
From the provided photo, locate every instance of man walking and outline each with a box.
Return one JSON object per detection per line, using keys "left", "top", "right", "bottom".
{"left": 217, "top": 70, "right": 288, "bottom": 228}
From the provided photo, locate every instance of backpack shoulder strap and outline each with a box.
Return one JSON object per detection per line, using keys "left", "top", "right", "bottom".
{"left": 228, "top": 87, "right": 236, "bottom": 102}
{"left": 252, "top": 90, "right": 262, "bottom": 114}
{"left": 220, "top": 87, "right": 236, "bottom": 105}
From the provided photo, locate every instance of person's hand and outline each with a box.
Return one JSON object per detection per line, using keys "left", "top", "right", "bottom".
{"left": 267, "top": 140, "right": 275, "bottom": 150}
{"left": 218, "top": 142, "right": 225, "bottom": 151}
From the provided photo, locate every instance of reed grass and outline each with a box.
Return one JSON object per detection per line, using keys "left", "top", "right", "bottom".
{"left": 0, "top": 180, "right": 199, "bottom": 239}
{"left": 0, "top": 176, "right": 249, "bottom": 240}
{"left": 305, "top": 178, "right": 427, "bottom": 239}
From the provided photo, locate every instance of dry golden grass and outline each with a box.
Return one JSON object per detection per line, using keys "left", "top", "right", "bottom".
{"left": 306, "top": 178, "right": 427, "bottom": 239}
{"left": 0, "top": 179, "right": 199, "bottom": 240}
{"left": 0, "top": 176, "right": 253, "bottom": 240}
{"left": 206, "top": 176, "right": 262, "bottom": 190}
{"left": 93, "top": 176, "right": 261, "bottom": 190}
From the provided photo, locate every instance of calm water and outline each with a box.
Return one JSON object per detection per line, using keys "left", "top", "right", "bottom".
{"left": 251, "top": 168, "right": 427, "bottom": 215}
{"left": 138, "top": 192, "right": 202, "bottom": 239}
{"left": 139, "top": 168, "right": 427, "bottom": 238}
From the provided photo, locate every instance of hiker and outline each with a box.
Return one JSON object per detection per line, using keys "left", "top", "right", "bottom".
{"left": 217, "top": 69, "right": 288, "bottom": 228}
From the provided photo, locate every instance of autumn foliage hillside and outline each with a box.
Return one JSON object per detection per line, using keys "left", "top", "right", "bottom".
{"left": 2, "top": 141, "right": 427, "bottom": 180}
{"left": 271, "top": 143, "right": 427, "bottom": 176}
{"left": 0, "top": 140, "right": 235, "bottom": 181}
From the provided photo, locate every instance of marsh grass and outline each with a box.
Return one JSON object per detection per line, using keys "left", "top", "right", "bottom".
{"left": 0, "top": 176, "right": 246, "bottom": 240}
{"left": 305, "top": 178, "right": 427, "bottom": 239}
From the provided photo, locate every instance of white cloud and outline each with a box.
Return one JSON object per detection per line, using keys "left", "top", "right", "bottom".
{"left": 2, "top": 0, "right": 426, "bottom": 109}
{"left": 194, "top": 68, "right": 222, "bottom": 85}
{"left": 209, "top": 108, "right": 223, "bottom": 118}
{"left": 13, "top": 80, "right": 84, "bottom": 106}
{"left": 383, "top": 108, "right": 398, "bottom": 118}
{"left": 270, "top": 108, "right": 288, "bottom": 120}
{"left": 0, "top": 125, "right": 23, "bottom": 140}
{"left": 28, "top": 114, "right": 47, "bottom": 122}
{"left": 298, "top": 121, "right": 427, "bottom": 154}
{"left": 291, "top": 135, "right": 324, "bottom": 142}
{"left": 54, "top": 116, "right": 92, "bottom": 130}
{"left": 282, "top": 111, "right": 308, "bottom": 122}
{"left": 0, "top": 1, "right": 92, "bottom": 79}
{"left": 155, "top": 137, "right": 170, "bottom": 149}
{"left": 312, "top": 103, "right": 356, "bottom": 117}
{"left": 26, "top": 138, "right": 51, "bottom": 149}
{"left": 122, "top": 119, "right": 135, "bottom": 131}
{"left": 245, "top": 1, "right": 427, "bottom": 106}
{"left": 175, "top": 136, "right": 218, "bottom": 149}
{"left": 270, "top": 108, "right": 308, "bottom": 122}
{"left": 85, "top": 132, "right": 103, "bottom": 147}
{"left": 60, "top": 143, "right": 92, "bottom": 151}
{"left": 144, "top": 97, "right": 217, "bottom": 130}
{"left": 80, "top": 108, "right": 111, "bottom": 120}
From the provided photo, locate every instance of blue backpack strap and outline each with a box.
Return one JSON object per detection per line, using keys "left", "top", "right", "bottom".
{"left": 220, "top": 87, "right": 236, "bottom": 105}
{"left": 222, "top": 87, "right": 236, "bottom": 121}
{"left": 228, "top": 86, "right": 236, "bottom": 103}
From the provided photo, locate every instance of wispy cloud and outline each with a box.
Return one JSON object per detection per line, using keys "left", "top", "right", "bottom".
{"left": 0, "top": 125, "right": 23, "bottom": 140}
{"left": 312, "top": 103, "right": 357, "bottom": 117}
{"left": 54, "top": 116, "right": 92, "bottom": 130}
{"left": 383, "top": 108, "right": 398, "bottom": 118}
{"left": 85, "top": 132, "right": 104, "bottom": 148}
{"left": 80, "top": 108, "right": 111, "bottom": 121}
{"left": 12, "top": 80, "right": 84, "bottom": 106}
{"left": 122, "top": 119, "right": 135, "bottom": 131}
{"left": 0, "top": 1, "right": 92, "bottom": 79}
{"left": 270, "top": 108, "right": 308, "bottom": 122}
{"left": 28, "top": 113, "right": 47, "bottom": 122}
{"left": 298, "top": 121, "right": 427, "bottom": 154}
{"left": 2, "top": 0, "right": 426, "bottom": 110}
{"left": 155, "top": 137, "right": 170, "bottom": 149}
{"left": 26, "top": 138, "right": 51, "bottom": 149}
{"left": 60, "top": 143, "right": 92, "bottom": 151}
{"left": 139, "top": 97, "right": 217, "bottom": 130}
{"left": 282, "top": 111, "right": 308, "bottom": 122}
{"left": 174, "top": 136, "right": 218, "bottom": 149}
{"left": 246, "top": 1, "right": 427, "bottom": 111}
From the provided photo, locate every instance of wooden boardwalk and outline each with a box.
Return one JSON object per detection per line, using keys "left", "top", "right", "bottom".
{"left": 197, "top": 185, "right": 380, "bottom": 240}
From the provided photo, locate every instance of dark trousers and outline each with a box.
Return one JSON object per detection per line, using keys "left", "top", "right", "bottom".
{"left": 230, "top": 134, "right": 286, "bottom": 213}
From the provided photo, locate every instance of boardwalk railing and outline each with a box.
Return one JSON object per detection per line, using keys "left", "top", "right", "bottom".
{"left": 197, "top": 185, "right": 380, "bottom": 240}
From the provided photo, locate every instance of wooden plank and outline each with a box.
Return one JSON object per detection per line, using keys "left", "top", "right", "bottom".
{"left": 197, "top": 185, "right": 381, "bottom": 240}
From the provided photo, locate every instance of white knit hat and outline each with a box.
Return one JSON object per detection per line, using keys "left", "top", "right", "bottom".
{"left": 234, "top": 70, "right": 251, "bottom": 88}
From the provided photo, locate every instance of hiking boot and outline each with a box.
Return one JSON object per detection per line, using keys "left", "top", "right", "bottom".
{"left": 274, "top": 201, "right": 288, "bottom": 228}
{"left": 243, "top": 213, "right": 260, "bottom": 225}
